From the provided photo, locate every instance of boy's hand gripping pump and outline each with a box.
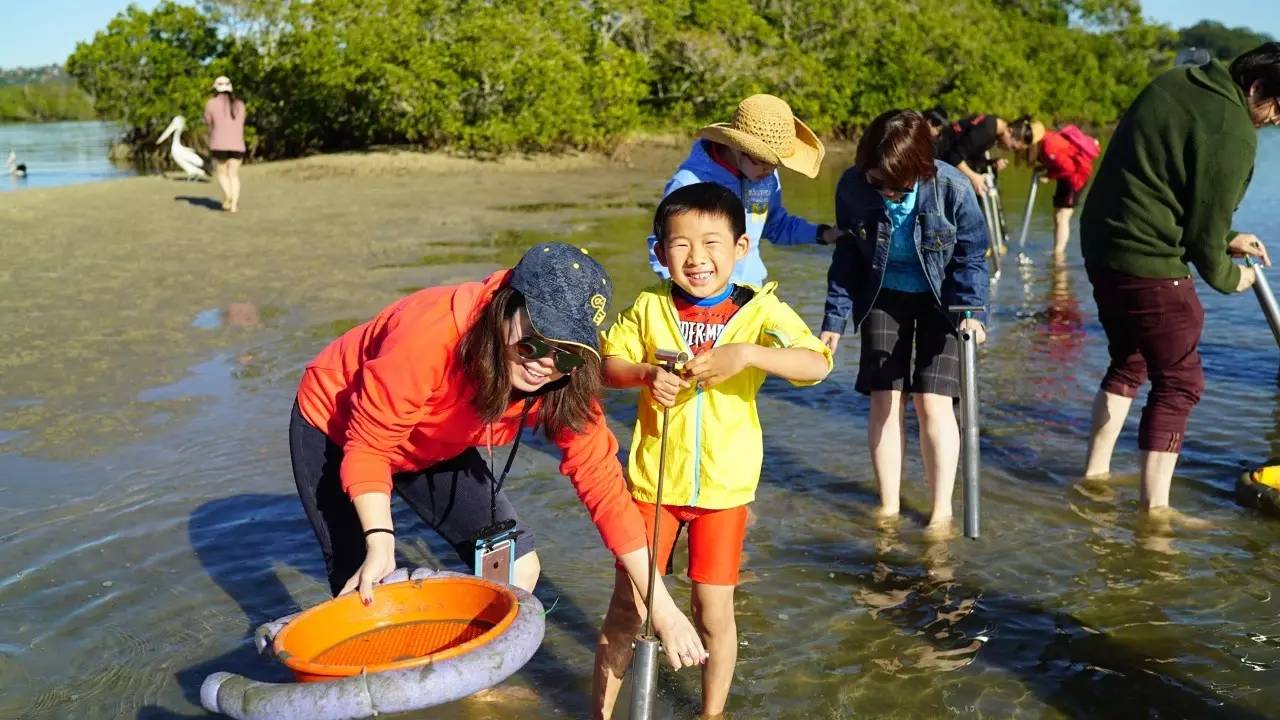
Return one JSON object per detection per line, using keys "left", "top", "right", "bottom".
{"left": 630, "top": 348, "right": 690, "bottom": 720}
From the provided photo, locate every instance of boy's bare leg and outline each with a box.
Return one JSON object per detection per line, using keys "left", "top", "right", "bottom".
{"left": 1053, "top": 208, "right": 1073, "bottom": 260}
{"left": 1085, "top": 390, "right": 1133, "bottom": 477}
{"left": 869, "top": 390, "right": 906, "bottom": 516}
{"left": 692, "top": 582, "right": 736, "bottom": 717}
{"left": 915, "top": 392, "right": 959, "bottom": 527}
{"left": 591, "top": 568, "right": 647, "bottom": 720}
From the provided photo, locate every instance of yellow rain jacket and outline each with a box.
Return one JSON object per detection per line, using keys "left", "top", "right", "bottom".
{"left": 603, "top": 281, "right": 833, "bottom": 509}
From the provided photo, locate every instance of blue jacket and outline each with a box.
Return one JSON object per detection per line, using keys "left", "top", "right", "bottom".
{"left": 648, "top": 140, "right": 820, "bottom": 287}
{"left": 821, "top": 160, "right": 989, "bottom": 334}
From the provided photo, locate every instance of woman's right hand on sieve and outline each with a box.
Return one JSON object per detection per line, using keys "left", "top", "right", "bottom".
{"left": 339, "top": 532, "right": 397, "bottom": 605}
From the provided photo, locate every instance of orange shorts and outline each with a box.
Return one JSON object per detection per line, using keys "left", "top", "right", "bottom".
{"left": 615, "top": 501, "right": 749, "bottom": 585}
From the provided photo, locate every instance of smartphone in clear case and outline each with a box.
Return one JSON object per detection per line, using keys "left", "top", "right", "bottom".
{"left": 473, "top": 521, "right": 519, "bottom": 585}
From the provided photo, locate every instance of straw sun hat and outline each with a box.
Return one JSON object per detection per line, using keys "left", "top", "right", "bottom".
{"left": 1029, "top": 120, "right": 1046, "bottom": 145}
{"left": 699, "top": 94, "right": 825, "bottom": 178}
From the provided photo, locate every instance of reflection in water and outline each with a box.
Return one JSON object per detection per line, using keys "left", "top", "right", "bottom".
{"left": 1031, "top": 263, "right": 1087, "bottom": 400}
{"left": 854, "top": 528, "right": 982, "bottom": 676}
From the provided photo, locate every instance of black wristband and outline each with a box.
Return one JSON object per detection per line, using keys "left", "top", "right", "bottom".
{"left": 364, "top": 528, "right": 394, "bottom": 538}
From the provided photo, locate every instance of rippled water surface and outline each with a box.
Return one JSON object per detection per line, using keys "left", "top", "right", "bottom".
{"left": 0, "top": 121, "right": 136, "bottom": 191}
{"left": 4, "top": 133, "right": 1280, "bottom": 719}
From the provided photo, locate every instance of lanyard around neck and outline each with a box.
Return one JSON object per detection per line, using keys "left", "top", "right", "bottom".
{"left": 485, "top": 398, "right": 534, "bottom": 525}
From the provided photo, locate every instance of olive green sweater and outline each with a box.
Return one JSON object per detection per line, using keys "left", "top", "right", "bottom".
{"left": 1080, "top": 60, "right": 1256, "bottom": 293}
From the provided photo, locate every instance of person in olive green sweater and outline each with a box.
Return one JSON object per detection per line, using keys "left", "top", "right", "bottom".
{"left": 1081, "top": 43, "right": 1280, "bottom": 515}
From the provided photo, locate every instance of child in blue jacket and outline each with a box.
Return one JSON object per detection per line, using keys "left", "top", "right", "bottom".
{"left": 647, "top": 94, "right": 845, "bottom": 287}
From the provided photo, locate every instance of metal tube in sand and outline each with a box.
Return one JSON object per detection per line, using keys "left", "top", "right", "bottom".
{"left": 983, "top": 176, "right": 1002, "bottom": 281}
{"left": 1017, "top": 172, "right": 1040, "bottom": 259}
{"left": 629, "top": 349, "right": 688, "bottom": 720}
{"left": 950, "top": 306, "right": 983, "bottom": 539}
{"left": 630, "top": 637, "right": 662, "bottom": 720}
{"left": 1247, "top": 257, "right": 1280, "bottom": 348}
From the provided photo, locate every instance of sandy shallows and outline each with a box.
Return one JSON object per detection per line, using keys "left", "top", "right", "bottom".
{"left": 0, "top": 144, "right": 687, "bottom": 455}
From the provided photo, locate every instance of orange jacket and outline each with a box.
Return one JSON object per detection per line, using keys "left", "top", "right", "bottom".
{"left": 296, "top": 269, "right": 646, "bottom": 556}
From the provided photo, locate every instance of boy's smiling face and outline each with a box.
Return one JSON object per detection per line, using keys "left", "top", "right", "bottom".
{"left": 656, "top": 211, "right": 749, "bottom": 298}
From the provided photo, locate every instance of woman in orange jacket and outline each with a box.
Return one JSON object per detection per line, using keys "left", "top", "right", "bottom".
{"left": 291, "top": 241, "right": 707, "bottom": 669}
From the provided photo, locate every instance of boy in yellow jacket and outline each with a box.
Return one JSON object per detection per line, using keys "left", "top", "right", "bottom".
{"left": 591, "top": 182, "right": 832, "bottom": 718}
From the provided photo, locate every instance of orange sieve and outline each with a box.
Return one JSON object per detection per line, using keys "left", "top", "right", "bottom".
{"left": 273, "top": 576, "right": 520, "bottom": 682}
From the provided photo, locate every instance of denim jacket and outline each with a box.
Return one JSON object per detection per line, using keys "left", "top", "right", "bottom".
{"left": 821, "top": 160, "right": 989, "bottom": 335}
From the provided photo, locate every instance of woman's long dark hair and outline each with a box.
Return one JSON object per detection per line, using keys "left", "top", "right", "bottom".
{"left": 215, "top": 90, "right": 240, "bottom": 119}
{"left": 456, "top": 286, "right": 603, "bottom": 438}
{"left": 855, "top": 110, "right": 938, "bottom": 188}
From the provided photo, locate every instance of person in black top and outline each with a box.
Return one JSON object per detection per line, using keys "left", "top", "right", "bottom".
{"left": 937, "top": 114, "right": 1036, "bottom": 196}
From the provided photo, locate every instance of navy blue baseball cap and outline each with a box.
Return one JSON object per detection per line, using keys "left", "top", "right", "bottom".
{"left": 509, "top": 242, "right": 612, "bottom": 359}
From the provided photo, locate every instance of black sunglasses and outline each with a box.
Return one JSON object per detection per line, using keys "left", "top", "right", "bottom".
{"left": 868, "top": 175, "right": 913, "bottom": 196}
{"left": 513, "top": 336, "right": 585, "bottom": 374}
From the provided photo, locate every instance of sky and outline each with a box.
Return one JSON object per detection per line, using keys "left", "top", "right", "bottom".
{"left": 0, "top": 0, "right": 164, "bottom": 69}
{"left": 0, "top": 0, "right": 1278, "bottom": 69}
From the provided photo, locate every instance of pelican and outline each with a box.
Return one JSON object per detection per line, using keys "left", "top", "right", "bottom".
{"left": 5, "top": 150, "right": 25, "bottom": 178}
{"left": 156, "top": 116, "right": 208, "bottom": 181}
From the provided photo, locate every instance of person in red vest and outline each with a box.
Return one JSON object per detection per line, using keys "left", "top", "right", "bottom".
{"left": 1028, "top": 121, "right": 1101, "bottom": 262}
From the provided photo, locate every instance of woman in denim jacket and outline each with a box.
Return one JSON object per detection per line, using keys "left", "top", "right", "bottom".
{"left": 819, "top": 110, "right": 989, "bottom": 530}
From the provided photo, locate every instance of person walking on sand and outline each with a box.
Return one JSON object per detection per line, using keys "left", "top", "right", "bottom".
{"left": 593, "top": 183, "right": 832, "bottom": 718}
{"left": 819, "top": 110, "right": 989, "bottom": 531}
{"left": 1080, "top": 43, "right": 1280, "bottom": 515}
{"left": 204, "top": 76, "right": 246, "bottom": 213}
{"left": 646, "top": 94, "right": 846, "bottom": 288}
{"left": 290, "top": 241, "right": 707, "bottom": 671}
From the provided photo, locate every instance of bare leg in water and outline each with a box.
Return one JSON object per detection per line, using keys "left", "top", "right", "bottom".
{"left": 869, "top": 390, "right": 908, "bottom": 517}
{"left": 1084, "top": 389, "right": 1132, "bottom": 477}
{"left": 915, "top": 391, "right": 959, "bottom": 529}
{"left": 1052, "top": 207, "right": 1073, "bottom": 261}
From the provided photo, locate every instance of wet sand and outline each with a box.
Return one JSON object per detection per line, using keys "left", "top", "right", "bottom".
{"left": 0, "top": 144, "right": 688, "bottom": 456}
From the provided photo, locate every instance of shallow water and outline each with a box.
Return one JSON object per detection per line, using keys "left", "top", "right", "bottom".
{"left": 0, "top": 121, "right": 136, "bottom": 191}
{"left": 4, "top": 134, "right": 1280, "bottom": 719}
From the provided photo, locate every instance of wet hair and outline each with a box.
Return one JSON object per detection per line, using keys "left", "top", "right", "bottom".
{"left": 854, "top": 110, "right": 938, "bottom": 187}
{"left": 456, "top": 285, "right": 603, "bottom": 437}
{"left": 1230, "top": 42, "right": 1280, "bottom": 100}
{"left": 652, "top": 182, "right": 746, "bottom": 247}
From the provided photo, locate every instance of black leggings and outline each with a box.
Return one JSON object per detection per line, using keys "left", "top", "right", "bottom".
{"left": 289, "top": 402, "right": 535, "bottom": 595}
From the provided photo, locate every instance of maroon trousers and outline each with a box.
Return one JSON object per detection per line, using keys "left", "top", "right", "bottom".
{"left": 1086, "top": 264, "right": 1205, "bottom": 453}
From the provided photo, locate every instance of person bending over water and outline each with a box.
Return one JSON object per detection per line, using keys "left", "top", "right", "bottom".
{"left": 289, "top": 241, "right": 706, "bottom": 670}
{"left": 1080, "top": 43, "right": 1280, "bottom": 514}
